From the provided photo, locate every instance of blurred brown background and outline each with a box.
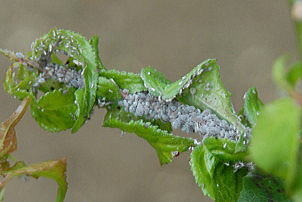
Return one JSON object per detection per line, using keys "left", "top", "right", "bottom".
{"left": 0, "top": 0, "right": 297, "bottom": 201}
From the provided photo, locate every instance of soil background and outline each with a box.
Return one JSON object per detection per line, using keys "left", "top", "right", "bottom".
{"left": 0, "top": 0, "right": 297, "bottom": 201}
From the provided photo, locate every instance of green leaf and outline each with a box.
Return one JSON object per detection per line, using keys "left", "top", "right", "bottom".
{"left": 164, "top": 59, "right": 211, "bottom": 100}
{"left": 50, "top": 53, "right": 64, "bottom": 65}
{"left": 273, "top": 57, "right": 302, "bottom": 93}
{"left": 140, "top": 59, "right": 245, "bottom": 134}
{"left": 96, "top": 77, "right": 122, "bottom": 103}
{"left": 103, "top": 108, "right": 194, "bottom": 165}
{"left": 1, "top": 158, "right": 67, "bottom": 202}
{"left": 3, "top": 63, "right": 37, "bottom": 100}
{"left": 286, "top": 62, "right": 302, "bottom": 89}
{"left": 31, "top": 29, "right": 98, "bottom": 133}
{"left": 190, "top": 145, "right": 217, "bottom": 199}
{"left": 237, "top": 107, "right": 251, "bottom": 127}
{"left": 273, "top": 56, "right": 292, "bottom": 92}
{"left": 71, "top": 88, "right": 86, "bottom": 133}
{"left": 178, "top": 60, "right": 246, "bottom": 134}
{"left": 203, "top": 137, "right": 247, "bottom": 161}
{"left": 150, "top": 119, "right": 173, "bottom": 133}
{"left": 140, "top": 66, "right": 172, "bottom": 97}
{"left": 100, "top": 69, "right": 146, "bottom": 93}
{"left": 213, "top": 162, "right": 248, "bottom": 202}
{"left": 140, "top": 59, "right": 211, "bottom": 101}
{"left": 32, "top": 29, "right": 98, "bottom": 133}
{"left": 250, "top": 98, "right": 301, "bottom": 189}
{"left": 31, "top": 89, "right": 77, "bottom": 132}
{"left": 238, "top": 174, "right": 290, "bottom": 202}
{"left": 89, "top": 36, "right": 105, "bottom": 70}
{"left": 291, "top": 147, "right": 302, "bottom": 201}
{"left": 190, "top": 145, "right": 248, "bottom": 201}
{"left": 243, "top": 87, "right": 264, "bottom": 126}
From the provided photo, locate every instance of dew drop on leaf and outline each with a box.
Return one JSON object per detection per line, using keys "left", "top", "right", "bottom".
{"left": 190, "top": 88, "right": 196, "bottom": 95}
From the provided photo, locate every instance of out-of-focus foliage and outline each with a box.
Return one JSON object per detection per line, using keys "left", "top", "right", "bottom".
{"left": 1, "top": 22, "right": 302, "bottom": 202}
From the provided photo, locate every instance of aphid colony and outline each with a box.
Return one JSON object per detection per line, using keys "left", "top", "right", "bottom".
{"left": 119, "top": 91, "right": 251, "bottom": 142}
{"left": 31, "top": 29, "right": 84, "bottom": 89}
{"left": 34, "top": 63, "right": 83, "bottom": 88}
{"left": 29, "top": 38, "right": 250, "bottom": 142}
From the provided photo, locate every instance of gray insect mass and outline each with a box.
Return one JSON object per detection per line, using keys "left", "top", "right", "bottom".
{"left": 119, "top": 91, "right": 251, "bottom": 142}
{"left": 35, "top": 63, "right": 84, "bottom": 88}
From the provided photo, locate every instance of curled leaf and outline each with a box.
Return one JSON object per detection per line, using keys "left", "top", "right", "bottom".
{"left": 0, "top": 97, "right": 30, "bottom": 157}
{"left": 30, "top": 29, "right": 99, "bottom": 133}
{"left": 3, "top": 63, "right": 37, "bottom": 100}
{"left": 89, "top": 36, "right": 105, "bottom": 70}
{"left": 140, "top": 59, "right": 246, "bottom": 135}
{"left": 0, "top": 158, "right": 67, "bottom": 202}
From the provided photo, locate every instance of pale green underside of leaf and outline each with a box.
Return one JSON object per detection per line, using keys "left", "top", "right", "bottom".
{"left": 103, "top": 108, "right": 194, "bottom": 165}
{"left": 250, "top": 98, "right": 301, "bottom": 189}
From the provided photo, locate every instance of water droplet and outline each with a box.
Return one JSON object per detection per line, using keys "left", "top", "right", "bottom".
{"left": 194, "top": 139, "right": 201, "bottom": 145}
{"left": 205, "top": 83, "right": 211, "bottom": 91}
{"left": 190, "top": 88, "right": 196, "bottom": 95}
